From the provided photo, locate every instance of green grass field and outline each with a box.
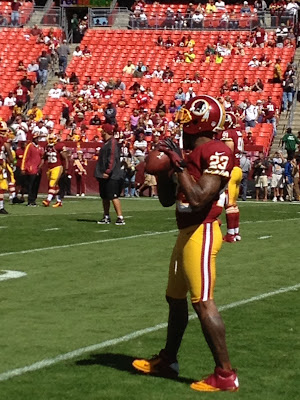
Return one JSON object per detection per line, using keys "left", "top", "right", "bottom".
{"left": 0, "top": 198, "right": 299, "bottom": 399}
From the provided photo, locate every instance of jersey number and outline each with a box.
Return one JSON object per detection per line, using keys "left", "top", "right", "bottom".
{"left": 48, "top": 152, "right": 57, "bottom": 164}
{"left": 209, "top": 154, "right": 229, "bottom": 171}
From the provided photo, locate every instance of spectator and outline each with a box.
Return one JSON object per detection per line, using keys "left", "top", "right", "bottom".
{"left": 215, "top": 52, "right": 223, "bottom": 64}
{"left": 169, "top": 101, "right": 177, "bottom": 114}
{"left": 136, "top": 88, "right": 150, "bottom": 107}
{"left": 230, "top": 79, "right": 240, "bottom": 92}
{"left": 115, "top": 79, "right": 126, "bottom": 91}
{"left": 175, "top": 87, "right": 186, "bottom": 102}
{"left": 220, "top": 79, "right": 230, "bottom": 94}
{"left": 155, "top": 99, "right": 166, "bottom": 114}
{"left": 244, "top": 99, "right": 258, "bottom": 128}
{"left": 164, "top": 7, "right": 175, "bottom": 29}
{"left": 263, "top": 96, "right": 278, "bottom": 136}
{"left": 162, "top": 66, "right": 174, "bottom": 82}
{"left": 281, "top": 127, "right": 299, "bottom": 158}
{"left": 70, "top": 72, "right": 80, "bottom": 85}
{"left": 103, "top": 102, "right": 117, "bottom": 125}
{"left": 57, "top": 39, "right": 70, "bottom": 75}
{"left": 11, "top": 0, "right": 22, "bottom": 26}
{"left": 133, "top": 61, "right": 147, "bottom": 78}
{"left": 254, "top": 0, "right": 267, "bottom": 26}
{"left": 191, "top": 10, "right": 204, "bottom": 28}
{"left": 273, "top": 58, "right": 282, "bottom": 83}
{"left": 4, "top": 91, "right": 16, "bottom": 107}
{"left": 133, "top": 132, "right": 147, "bottom": 162}
{"left": 248, "top": 56, "right": 260, "bottom": 67}
{"left": 285, "top": 156, "right": 294, "bottom": 201}
{"left": 123, "top": 60, "right": 135, "bottom": 75}
{"left": 17, "top": 60, "right": 26, "bottom": 72}
{"left": 184, "top": 48, "right": 195, "bottom": 63}
{"left": 206, "top": 0, "right": 217, "bottom": 13}
{"left": 240, "top": 151, "right": 252, "bottom": 201}
{"left": 164, "top": 36, "right": 174, "bottom": 50}
{"left": 90, "top": 114, "right": 102, "bottom": 126}
{"left": 38, "top": 51, "right": 51, "bottom": 87}
{"left": 27, "top": 102, "right": 43, "bottom": 122}
{"left": 174, "top": 51, "right": 185, "bottom": 63}
{"left": 156, "top": 36, "right": 164, "bottom": 46}
{"left": 30, "top": 24, "right": 41, "bottom": 36}
{"left": 255, "top": 26, "right": 267, "bottom": 46}
{"left": 251, "top": 78, "right": 264, "bottom": 92}
{"left": 185, "top": 87, "right": 196, "bottom": 102}
{"left": 0, "top": 12, "right": 8, "bottom": 26}
{"left": 259, "top": 53, "right": 271, "bottom": 67}
{"left": 175, "top": 10, "right": 185, "bottom": 29}
{"left": 215, "top": 0, "right": 226, "bottom": 10}
{"left": 15, "top": 81, "right": 30, "bottom": 107}
{"left": 271, "top": 151, "right": 285, "bottom": 202}
{"left": 282, "top": 74, "right": 295, "bottom": 112}
{"left": 291, "top": 157, "right": 300, "bottom": 201}
{"left": 48, "top": 83, "right": 62, "bottom": 99}
{"left": 241, "top": 1, "right": 251, "bottom": 13}
{"left": 152, "top": 66, "right": 164, "bottom": 79}
{"left": 130, "top": 109, "right": 140, "bottom": 131}
{"left": 253, "top": 152, "right": 269, "bottom": 201}
{"left": 32, "top": 121, "right": 49, "bottom": 141}
{"left": 185, "top": 35, "right": 195, "bottom": 48}
{"left": 71, "top": 13, "right": 80, "bottom": 43}
{"left": 139, "top": 10, "right": 148, "bottom": 28}
{"left": 27, "top": 59, "right": 39, "bottom": 75}
{"left": 73, "top": 46, "right": 83, "bottom": 57}
{"left": 242, "top": 77, "right": 251, "bottom": 91}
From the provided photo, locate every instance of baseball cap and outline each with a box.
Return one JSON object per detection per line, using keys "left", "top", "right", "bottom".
{"left": 102, "top": 123, "right": 114, "bottom": 134}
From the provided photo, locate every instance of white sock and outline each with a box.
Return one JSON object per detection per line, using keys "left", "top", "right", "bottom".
{"left": 234, "top": 228, "right": 239, "bottom": 234}
{"left": 228, "top": 228, "right": 235, "bottom": 235}
{"left": 47, "top": 194, "right": 53, "bottom": 202}
{"left": 118, "top": 215, "right": 123, "bottom": 219}
{"left": 0, "top": 200, "right": 3, "bottom": 209}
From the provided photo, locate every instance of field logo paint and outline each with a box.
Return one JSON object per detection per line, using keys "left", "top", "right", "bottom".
{"left": 0, "top": 270, "right": 27, "bottom": 282}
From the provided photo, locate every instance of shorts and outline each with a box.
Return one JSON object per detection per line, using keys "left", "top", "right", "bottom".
{"left": 227, "top": 166, "right": 242, "bottom": 206}
{"left": 99, "top": 178, "right": 122, "bottom": 200}
{"left": 166, "top": 221, "right": 223, "bottom": 303}
{"left": 47, "top": 166, "right": 63, "bottom": 188}
{"left": 144, "top": 173, "right": 157, "bottom": 186}
{"left": 255, "top": 175, "right": 268, "bottom": 188}
{"left": 14, "top": 166, "right": 25, "bottom": 187}
{"left": 271, "top": 174, "right": 284, "bottom": 188}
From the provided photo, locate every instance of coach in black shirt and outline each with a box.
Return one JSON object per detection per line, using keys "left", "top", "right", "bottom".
{"left": 94, "top": 123, "right": 125, "bottom": 225}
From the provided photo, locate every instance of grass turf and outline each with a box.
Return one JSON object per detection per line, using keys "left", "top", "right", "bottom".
{"left": 0, "top": 198, "right": 299, "bottom": 399}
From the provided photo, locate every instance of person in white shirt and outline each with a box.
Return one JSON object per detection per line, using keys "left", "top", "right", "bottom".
{"left": 11, "top": 116, "right": 28, "bottom": 134}
{"left": 13, "top": 128, "right": 26, "bottom": 144}
{"left": 32, "top": 121, "right": 49, "bottom": 141}
{"left": 122, "top": 60, "right": 136, "bottom": 75}
{"left": 215, "top": 0, "right": 226, "bottom": 10}
{"left": 4, "top": 92, "right": 16, "bottom": 107}
{"left": 185, "top": 87, "right": 196, "bottom": 102}
{"left": 27, "top": 60, "right": 39, "bottom": 73}
{"left": 191, "top": 10, "right": 204, "bottom": 28}
{"left": 286, "top": 0, "right": 299, "bottom": 15}
{"left": 244, "top": 100, "right": 258, "bottom": 127}
{"left": 133, "top": 133, "right": 147, "bottom": 161}
{"left": 73, "top": 46, "right": 83, "bottom": 57}
{"left": 152, "top": 66, "right": 164, "bottom": 79}
{"left": 48, "top": 83, "right": 62, "bottom": 99}
{"left": 248, "top": 56, "right": 260, "bottom": 67}
{"left": 97, "top": 78, "right": 107, "bottom": 92}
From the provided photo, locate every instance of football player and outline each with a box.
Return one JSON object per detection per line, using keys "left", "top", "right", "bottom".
{"left": 0, "top": 122, "right": 15, "bottom": 213}
{"left": 132, "top": 96, "right": 239, "bottom": 392}
{"left": 39, "top": 133, "right": 68, "bottom": 207}
{"left": 219, "top": 112, "right": 244, "bottom": 242}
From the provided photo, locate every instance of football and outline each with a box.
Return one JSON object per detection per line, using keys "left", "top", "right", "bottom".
{"left": 145, "top": 149, "right": 171, "bottom": 174}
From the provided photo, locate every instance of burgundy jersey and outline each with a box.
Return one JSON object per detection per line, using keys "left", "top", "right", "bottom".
{"left": 0, "top": 136, "right": 8, "bottom": 165}
{"left": 176, "top": 140, "right": 234, "bottom": 230}
{"left": 219, "top": 128, "right": 244, "bottom": 167}
{"left": 264, "top": 101, "right": 276, "bottom": 119}
{"left": 44, "top": 143, "right": 65, "bottom": 168}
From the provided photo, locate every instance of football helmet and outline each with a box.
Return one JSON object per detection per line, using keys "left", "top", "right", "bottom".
{"left": 47, "top": 133, "right": 58, "bottom": 146}
{"left": 0, "top": 120, "right": 8, "bottom": 136}
{"left": 224, "top": 112, "right": 238, "bottom": 129}
{"left": 175, "top": 95, "right": 226, "bottom": 135}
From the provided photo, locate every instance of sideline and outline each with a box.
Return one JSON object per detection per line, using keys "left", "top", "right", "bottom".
{"left": 0, "top": 283, "right": 298, "bottom": 383}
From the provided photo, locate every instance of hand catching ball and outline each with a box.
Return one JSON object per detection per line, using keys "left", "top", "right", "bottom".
{"left": 145, "top": 149, "right": 171, "bottom": 174}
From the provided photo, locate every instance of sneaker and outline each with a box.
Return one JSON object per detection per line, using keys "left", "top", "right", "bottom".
{"left": 190, "top": 367, "right": 239, "bottom": 392}
{"left": 27, "top": 203, "right": 37, "bottom": 207}
{"left": 12, "top": 197, "right": 22, "bottom": 204}
{"left": 273, "top": 196, "right": 277, "bottom": 202}
{"left": 279, "top": 197, "right": 284, "bottom": 202}
{"left": 97, "top": 216, "right": 111, "bottom": 224}
{"left": 223, "top": 233, "right": 236, "bottom": 243}
{"left": 132, "top": 350, "right": 179, "bottom": 378}
{"left": 76, "top": 194, "right": 80, "bottom": 197}
{"left": 235, "top": 234, "right": 241, "bottom": 241}
{"left": 42, "top": 200, "right": 50, "bottom": 207}
{"left": 52, "top": 201, "right": 62, "bottom": 208}
{"left": 115, "top": 217, "right": 125, "bottom": 225}
{"left": 0, "top": 208, "right": 8, "bottom": 214}
{"left": 81, "top": 193, "right": 85, "bottom": 197}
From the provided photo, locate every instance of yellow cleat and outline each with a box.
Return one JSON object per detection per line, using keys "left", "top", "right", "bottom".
{"left": 42, "top": 200, "right": 50, "bottom": 207}
{"left": 132, "top": 350, "right": 179, "bottom": 378}
{"left": 52, "top": 201, "right": 62, "bottom": 208}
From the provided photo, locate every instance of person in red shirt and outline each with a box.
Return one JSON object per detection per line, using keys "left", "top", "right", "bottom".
{"left": 74, "top": 150, "right": 87, "bottom": 196}
{"left": 133, "top": 96, "right": 239, "bottom": 392}
{"left": 263, "top": 96, "right": 278, "bottom": 137}
{"left": 21, "top": 133, "right": 44, "bottom": 206}
{"left": 15, "top": 141, "right": 26, "bottom": 203}
{"left": 0, "top": 123, "right": 14, "bottom": 213}
{"left": 135, "top": 88, "right": 150, "bottom": 107}
{"left": 255, "top": 27, "right": 266, "bottom": 47}
{"left": 14, "top": 82, "right": 30, "bottom": 107}
{"left": 39, "top": 133, "right": 68, "bottom": 208}
{"left": 11, "top": 0, "right": 22, "bottom": 26}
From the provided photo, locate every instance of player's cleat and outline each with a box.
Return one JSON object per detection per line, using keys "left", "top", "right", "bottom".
{"left": 81, "top": 193, "right": 85, "bottom": 197}
{"left": 279, "top": 197, "right": 284, "bottom": 202}
{"left": 0, "top": 208, "right": 8, "bottom": 214}
{"left": 190, "top": 367, "right": 239, "bottom": 392}
{"left": 27, "top": 203, "right": 37, "bottom": 207}
{"left": 132, "top": 350, "right": 179, "bottom": 378}
{"left": 115, "top": 217, "right": 125, "bottom": 225}
{"left": 223, "top": 233, "right": 236, "bottom": 243}
{"left": 52, "top": 201, "right": 62, "bottom": 208}
{"left": 97, "top": 216, "right": 111, "bottom": 224}
{"left": 42, "top": 200, "right": 50, "bottom": 207}
{"left": 235, "top": 234, "right": 241, "bottom": 241}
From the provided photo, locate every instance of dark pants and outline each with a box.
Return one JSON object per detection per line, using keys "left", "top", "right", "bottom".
{"left": 58, "top": 173, "right": 72, "bottom": 199}
{"left": 26, "top": 174, "right": 41, "bottom": 204}
{"left": 59, "top": 56, "right": 67, "bottom": 74}
{"left": 75, "top": 174, "right": 86, "bottom": 195}
{"left": 241, "top": 172, "right": 249, "bottom": 201}
{"left": 287, "top": 149, "right": 295, "bottom": 159}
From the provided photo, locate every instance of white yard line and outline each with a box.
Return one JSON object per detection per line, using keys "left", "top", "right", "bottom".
{"left": 94, "top": 230, "right": 109, "bottom": 233}
{"left": 43, "top": 228, "right": 60, "bottom": 232}
{"left": 258, "top": 236, "right": 272, "bottom": 240}
{"left": 0, "top": 282, "right": 298, "bottom": 383}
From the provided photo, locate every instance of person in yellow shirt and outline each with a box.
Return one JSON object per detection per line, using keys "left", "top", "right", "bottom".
{"left": 215, "top": 52, "right": 224, "bottom": 64}
{"left": 185, "top": 34, "right": 195, "bottom": 48}
{"left": 27, "top": 102, "right": 43, "bottom": 122}
{"left": 184, "top": 48, "right": 195, "bottom": 63}
{"left": 206, "top": 0, "right": 217, "bottom": 13}
{"left": 273, "top": 58, "right": 282, "bottom": 83}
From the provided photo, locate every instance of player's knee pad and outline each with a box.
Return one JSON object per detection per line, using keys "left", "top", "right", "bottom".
{"left": 225, "top": 205, "right": 238, "bottom": 214}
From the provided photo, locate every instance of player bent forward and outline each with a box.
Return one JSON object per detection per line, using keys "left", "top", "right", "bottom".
{"left": 132, "top": 96, "right": 239, "bottom": 392}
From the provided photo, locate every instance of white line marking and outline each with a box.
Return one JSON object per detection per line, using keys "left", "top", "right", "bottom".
{"left": 94, "top": 230, "right": 108, "bottom": 233}
{"left": 125, "top": 216, "right": 133, "bottom": 218}
{"left": 258, "top": 236, "right": 272, "bottom": 240}
{"left": 241, "top": 218, "right": 300, "bottom": 224}
{"left": 43, "top": 228, "right": 60, "bottom": 232}
{"left": 0, "top": 270, "right": 27, "bottom": 282}
{"left": 0, "top": 283, "right": 298, "bottom": 382}
{"left": 0, "top": 230, "right": 178, "bottom": 258}
{"left": 0, "top": 226, "right": 7, "bottom": 229}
